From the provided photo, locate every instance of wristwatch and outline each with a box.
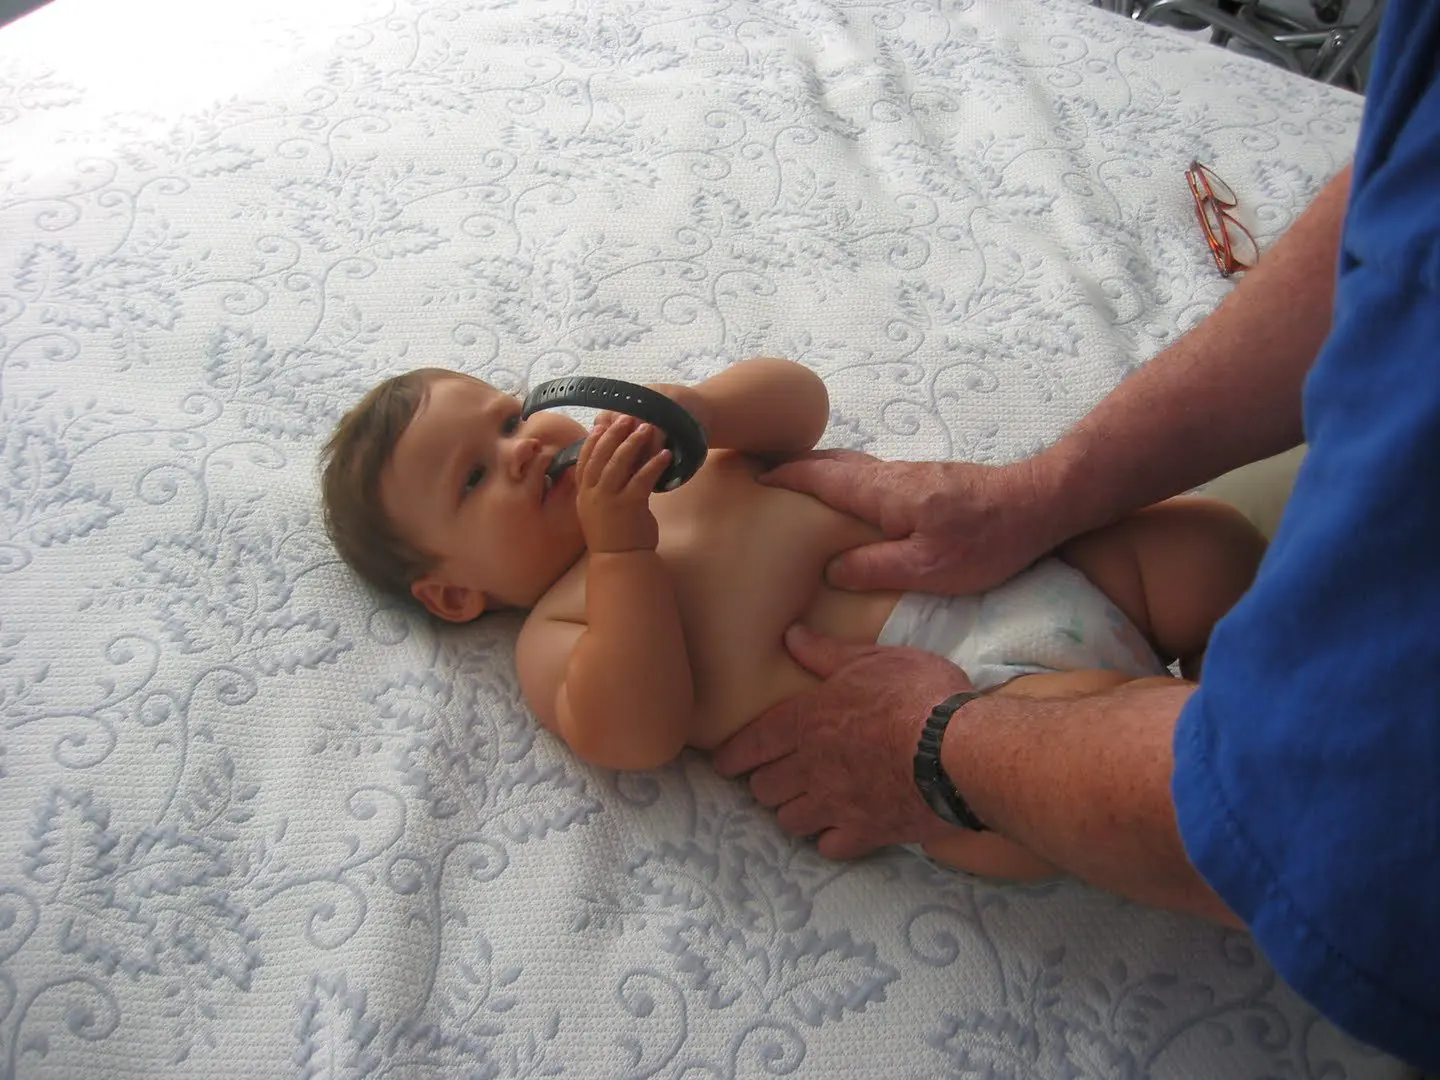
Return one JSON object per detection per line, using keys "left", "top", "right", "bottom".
{"left": 913, "top": 692, "right": 989, "bottom": 832}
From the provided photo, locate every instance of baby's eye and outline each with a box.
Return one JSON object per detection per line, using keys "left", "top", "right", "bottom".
{"left": 501, "top": 413, "right": 520, "bottom": 435}
{"left": 462, "top": 466, "right": 486, "bottom": 496}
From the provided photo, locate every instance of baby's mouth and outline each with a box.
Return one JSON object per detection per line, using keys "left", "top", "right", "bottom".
{"left": 545, "top": 441, "right": 583, "bottom": 481}
{"left": 542, "top": 441, "right": 582, "bottom": 503}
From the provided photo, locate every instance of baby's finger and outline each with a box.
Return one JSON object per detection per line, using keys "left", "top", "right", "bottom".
{"left": 599, "top": 423, "right": 657, "bottom": 488}
{"left": 630, "top": 445, "right": 672, "bottom": 493}
{"left": 581, "top": 414, "right": 635, "bottom": 480}
{"left": 576, "top": 427, "right": 594, "bottom": 477}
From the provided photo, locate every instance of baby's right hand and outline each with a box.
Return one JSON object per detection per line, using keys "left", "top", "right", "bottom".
{"left": 575, "top": 414, "right": 671, "bottom": 553}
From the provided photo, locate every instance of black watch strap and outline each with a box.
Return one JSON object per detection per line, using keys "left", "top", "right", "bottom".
{"left": 520, "top": 376, "right": 708, "bottom": 492}
{"left": 913, "top": 691, "right": 989, "bottom": 832}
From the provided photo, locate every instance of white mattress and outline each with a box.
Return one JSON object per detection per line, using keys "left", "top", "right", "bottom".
{"left": 0, "top": 0, "right": 1401, "bottom": 1076}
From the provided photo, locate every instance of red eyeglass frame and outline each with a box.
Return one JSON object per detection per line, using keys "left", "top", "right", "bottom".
{"left": 1186, "top": 159, "right": 1257, "bottom": 278}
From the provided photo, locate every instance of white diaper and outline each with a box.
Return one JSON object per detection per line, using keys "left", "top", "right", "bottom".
{"left": 877, "top": 557, "right": 1166, "bottom": 691}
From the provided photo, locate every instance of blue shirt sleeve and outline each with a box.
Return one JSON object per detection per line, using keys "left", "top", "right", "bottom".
{"left": 1173, "top": 250, "right": 1440, "bottom": 1072}
{"left": 1174, "top": 2, "right": 1440, "bottom": 1068}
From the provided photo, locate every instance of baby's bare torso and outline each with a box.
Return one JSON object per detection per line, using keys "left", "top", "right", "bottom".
{"left": 531, "top": 450, "right": 902, "bottom": 748}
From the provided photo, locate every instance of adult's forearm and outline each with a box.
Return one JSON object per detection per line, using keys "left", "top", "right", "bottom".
{"left": 944, "top": 676, "right": 1238, "bottom": 924}
{"left": 1040, "top": 165, "right": 1351, "bottom": 538}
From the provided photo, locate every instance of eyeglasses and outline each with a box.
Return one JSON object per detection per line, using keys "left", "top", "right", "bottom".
{"left": 1186, "top": 160, "right": 1257, "bottom": 278}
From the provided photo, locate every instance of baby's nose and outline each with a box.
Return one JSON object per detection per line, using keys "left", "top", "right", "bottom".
{"left": 506, "top": 437, "right": 540, "bottom": 479}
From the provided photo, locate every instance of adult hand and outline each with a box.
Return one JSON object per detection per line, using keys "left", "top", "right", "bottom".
{"left": 759, "top": 450, "right": 1063, "bottom": 595}
{"left": 712, "top": 623, "right": 975, "bottom": 859}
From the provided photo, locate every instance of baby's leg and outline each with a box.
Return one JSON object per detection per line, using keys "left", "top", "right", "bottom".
{"left": 1056, "top": 498, "right": 1267, "bottom": 677}
{"left": 920, "top": 831, "right": 1058, "bottom": 880}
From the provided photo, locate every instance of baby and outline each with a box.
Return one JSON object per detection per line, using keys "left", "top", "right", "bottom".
{"left": 320, "top": 358, "right": 1264, "bottom": 877}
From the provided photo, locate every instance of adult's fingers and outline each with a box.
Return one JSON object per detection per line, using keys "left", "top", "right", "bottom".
{"left": 775, "top": 794, "right": 830, "bottom": 838}
{"left": 712, "top": 698, "right": 800, "bottom": 777}
{"left": 746, "top": 757, "right": 807, "bottom": 808}
{"left": 758, "top": 452, "right": 889, "bottom": 528}
{"left": 761, "top": 447, "right": 876, "bottom": 472}
{"left": 825, "top": 535, "right": 950, "bottom": 593}
{"left": 780, "top": 623, "right": 882, "bottom": 680}
{"left": 816, "top": 828, "right": 880, "bottom": 861}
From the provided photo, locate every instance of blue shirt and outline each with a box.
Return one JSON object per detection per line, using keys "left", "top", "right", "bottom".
{"left": 1172, "top": 0, "right": 1440, "bottom": 1069}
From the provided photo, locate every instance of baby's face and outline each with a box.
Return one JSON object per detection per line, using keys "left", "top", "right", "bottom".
{"left": 379, "top": 374, "right": 588, "bottom": 620}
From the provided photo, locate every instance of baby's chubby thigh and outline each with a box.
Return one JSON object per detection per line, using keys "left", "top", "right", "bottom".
{"left": 914, "top": 831, "right": 1059, "bottom": 881}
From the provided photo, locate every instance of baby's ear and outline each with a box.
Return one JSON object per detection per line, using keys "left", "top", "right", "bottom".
{"left": 412, "top": 575, "right": 487, "bottom": 623}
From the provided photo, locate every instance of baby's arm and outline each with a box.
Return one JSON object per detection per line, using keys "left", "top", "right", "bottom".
{"left": 649, "top": 357, "right": 829, "bottom": 462}
{"left": 516, "top": 552, "right": 692, "bottom": 771}
{"left": 516, "top": 418, "right": 694, "bottom": 771}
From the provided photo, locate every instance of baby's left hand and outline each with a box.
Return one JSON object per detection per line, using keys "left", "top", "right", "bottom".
{"left": 575, "top": 414, "right": 671, "bottom": 554}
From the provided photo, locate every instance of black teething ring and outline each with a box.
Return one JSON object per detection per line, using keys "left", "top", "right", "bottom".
{"left": 521, "top": 376, "right": 708, "bottom": 492}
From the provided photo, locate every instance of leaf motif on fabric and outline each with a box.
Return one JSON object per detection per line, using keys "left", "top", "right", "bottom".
{"left": 663, "top": 916, "right": 768, "bottom": 1010}
{"left": 293, "top": 974, "right": 383, "bottom": 1080}
{"left": 393, "top": 931, "right": 567, "bottom": 1078}
{"left": 927, "top": 1009, "right": 1055, "bottom": 1079}
{"left": 771, "top": 928, "right": 898, "bottom": 1027}
{"left": 0, "top": 61, "right": 83, "bottom": 120}
{"left": 23, "top": 787, "right": 119, "bottom": 888}
{"left": 87, "top": 497, "right": 350, "bottom": 675}
{"left": 351, "top": 664, "right": 599, "bottom": 838}
{"left": 183, "top": 144, "right": 261, "bottom": 178}
{"left": 15, "top": 243, "right": 85, "bottom": 299}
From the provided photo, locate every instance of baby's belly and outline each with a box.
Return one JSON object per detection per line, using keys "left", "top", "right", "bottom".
{"left": 651, "top": 453, "right": 901, "bottom": 749}
{"left": 684, "top": 578, "right": 901, "bottom": 750}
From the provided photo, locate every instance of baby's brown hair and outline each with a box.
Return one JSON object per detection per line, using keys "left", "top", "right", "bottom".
{"left": 320, "top": 367, "right": 458, "bottom": 600}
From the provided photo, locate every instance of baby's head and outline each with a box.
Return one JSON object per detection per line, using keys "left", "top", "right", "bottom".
{"left": 321, "top": 368, "right": 587, "bottom": 620}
